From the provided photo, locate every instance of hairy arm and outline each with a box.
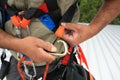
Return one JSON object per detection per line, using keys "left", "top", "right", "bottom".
{"left": 0, "top": 29, "right": 57, "bottom": 62}
{"left": 89, "top": 0, "right": 120, "bottom": 35}
{"left": 0, "top": 29, "right": 20, "bottom": 50}
{"left": 61, "top": 0, "right": 120, "bottom": 46}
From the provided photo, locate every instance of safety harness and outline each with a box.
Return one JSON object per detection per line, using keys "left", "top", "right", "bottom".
{"left": 6, "top": 0, "right": 77, "bottom": 31}
{"left": 3, "top": 0, "right": 94, "bottom": 80}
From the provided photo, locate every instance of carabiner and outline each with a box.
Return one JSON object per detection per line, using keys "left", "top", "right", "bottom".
{"left": 14, "top": 26, "right": 21, "bottom": 38}
{"left": 26, "top": 25, "right": 31, "bottom": 36}
{"left": 23, "top": 62, "right": 36, "bottom": 80}
{"left": 50, "top": 40, "right": 68, "bottom": 57}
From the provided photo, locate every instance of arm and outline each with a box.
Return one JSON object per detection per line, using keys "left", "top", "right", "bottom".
{"left": 89, "top": 0, "right": 120, "bottom": 34}
{"left": 0, "top": 29, "right": 57, "bottom": 62}
{"left": 61, "top": 0, "right": 120, "bottom": 46}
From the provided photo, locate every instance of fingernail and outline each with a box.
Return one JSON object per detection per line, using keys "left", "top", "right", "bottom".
{"left": 51, "top": 46, "right": 57, "bottom": 52}
{"left": 61, "top": 23, "right": 66, "bottom": 26}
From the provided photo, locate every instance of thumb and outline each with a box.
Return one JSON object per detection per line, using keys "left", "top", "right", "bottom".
{"left": 61, "top": 22, "right": 76, "bottom": 30}
{"left": 61, "top": 22, "right": 70, "bottom": 28}
{"left": 41, "top": 42, "right": 58, "bottom": 52}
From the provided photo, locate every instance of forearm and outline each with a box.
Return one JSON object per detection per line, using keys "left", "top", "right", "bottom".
{"left": 0, "top": 29, "right": 21, "bottom": 51}
{"left": 89, "top": 0, "right": 120, "bottom": 34}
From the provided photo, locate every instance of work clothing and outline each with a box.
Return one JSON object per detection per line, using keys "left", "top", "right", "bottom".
{"left": 4, "top": 0, "right": 80, "bottom": 79}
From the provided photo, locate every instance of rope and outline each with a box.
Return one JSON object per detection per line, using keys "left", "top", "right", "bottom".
{"left": 17, "top": 56, "right": 27, "bottom": 80}
{"left": 42, "top": 62, "right": 50, "bottom": 80}
{"left": 17, "top": 46, "right": 94, "bottom": 80}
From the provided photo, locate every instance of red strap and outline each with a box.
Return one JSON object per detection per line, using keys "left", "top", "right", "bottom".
{"left": 4, "top": 4, "right": 7, "bottom": 9}
{"left": 17, "top": 56, "right": 27, "bottom": 80}
{"left": 78, "top": 45, "right": 89, "bottom": 68}
{"left": 61, "top": 47, "right": 73, "bottom": 65}
{"left": 61, "top": 54, "right": 70, "bottom": 65}
{"left": 78, "top": 45, "right": 94, "bottom": 80}
{"left": 38, "top": 2, "right": 48, "bottom": 13}
{"left": 42, "top": 62, "right": 50, "bottom": 80}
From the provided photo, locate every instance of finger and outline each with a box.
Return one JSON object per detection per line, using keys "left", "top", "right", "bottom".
{"left": 37, "top": 40, "right": 57, "bottom": 52}
{"left": 61, "top": 22, "right": 77, "bottom": 30}
{"left": 62, "top": 34, "right": 74, "bottom": 46}
{"left": 38, "top": 48, "right": 56, "bottom": 62}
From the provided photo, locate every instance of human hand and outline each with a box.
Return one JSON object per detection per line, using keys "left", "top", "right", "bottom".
{"left": 61, "top": 23, "right": 95, "bottom": 46}
{"left": 17, "top": 36, "right": 57, "bottom": 63}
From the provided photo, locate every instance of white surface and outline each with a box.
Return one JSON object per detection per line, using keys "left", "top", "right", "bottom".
{"left": 80, "top": 24, "right": 120, "bottom": 80}
{"left": 0, "top": 24, "right": 120, "bottom": 80}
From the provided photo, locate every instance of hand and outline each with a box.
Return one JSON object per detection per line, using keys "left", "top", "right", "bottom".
{"left": 16, "top": 36, "right": 57, "bottom": 63}
{"left": 61, "top": 23, "right": 95, "bottom": 46}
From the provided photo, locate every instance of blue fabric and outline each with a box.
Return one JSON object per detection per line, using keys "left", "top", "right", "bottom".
{"left": 39, "top": 14, "right": 55, "bottom": 30}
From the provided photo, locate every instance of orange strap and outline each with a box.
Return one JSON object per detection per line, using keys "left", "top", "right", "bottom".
{"left": 17, "top": 56, "right": 27, "bottom": 80}
{"left": 23, "top": 61, "right": 33, "bottom": 65}
{"left": 10, "top": 15, "right": 21, "bottom": 27}
{"left": 78, "top": 45, "right": 94, "bottom": 80}
{"left": 55, "top": 26, "right": 65, "bottom": 38}
{"left": 42, "top": 62, "right": 50, "bottom": 80}
{"left": 78, "top": 45, "right": 88, "bottom": 68}
{"left": 20, "top": 17, "right": 31, "bottom": 29}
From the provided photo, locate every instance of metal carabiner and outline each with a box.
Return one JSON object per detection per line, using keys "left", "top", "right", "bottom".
{"left": 49, "top": 40, "right": 68, "bottom": 57}
{"left": 26, "top": 25, "right": 31, "bottom": 36}
{"left": 14, "top": 26, "right": 21, "bottom": 38}
{"left": 23, "top": 62, "right": 36, "bottom": 80}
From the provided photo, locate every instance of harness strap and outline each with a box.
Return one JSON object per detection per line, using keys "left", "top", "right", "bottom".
{"left": 0, "top": 5, "right": 9, "bottom": 30}
{"left": 61, "top": 45, "right": 94, "bottom": 80}
{"left": 6, "top": 2, "right": 47, "bottom": 28}
{"left": 17, "top": 56, "right": 27, "bottom": 80}
{"left": 42, "top": 62, "right": 50, "bottom": 80}
{"left": 60, "top": 2, "right": 77, "bottom": 23}
{"left": 53, "top": 1, "right": 77, "bottom": 32}
{"left": 78, "top": 45, "right": 88, "bottom": 68}
{"left": 77, "top": 45, "right": 94, "bottom": 80}
{"left": 6, "top": 0, "right": 77, "bottom": 31}
{"left": 61, "top": 47, "right": 73, "bottom": 65}
{"left": 55, "top": 1, "right": 77, "bottom": 37}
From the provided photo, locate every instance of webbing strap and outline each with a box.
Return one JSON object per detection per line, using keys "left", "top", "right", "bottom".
{"left": 0, "top": 0, "right": 7, "bottom": 7}
{"left": 53, "top": 1, "right": 77, "bottom": 32}
{"left": 0, "top": 7, "right": 6, "bottom": 29}
{"left": 45, "top": 0, "right": 58, "bottom": 11}
{"left": 54, "top": 2, "right": 77, "bottom": 37}
{"left": 45, "top": 0, "right": 61, "bottom": 30}
{"left": 6, "top": 0, "right": 77, "bottom": 33}
{"left": 60, "top": 2, "right": 77, "bottom": 23}
{"left": 78, "top": 45, "right": 94, "bottom": 80}
{"left": 78, "top": 45, "right": 89, "bottom": 68}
